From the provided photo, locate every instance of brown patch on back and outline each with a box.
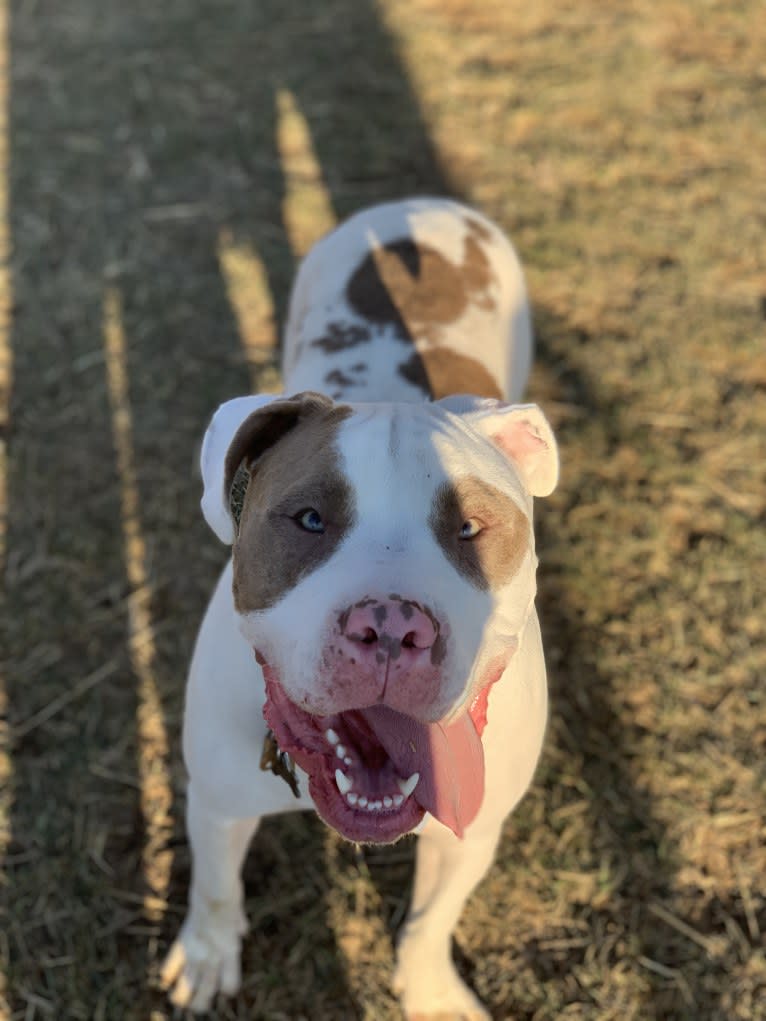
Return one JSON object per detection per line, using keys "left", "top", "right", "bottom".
{"left": 228, "top": 395, "right": 355, "bottom": 612}
{"left": 346, "top": 235, "right": 495, "bottom": 342}
{"left": 324, "top": 368, "right": 358, "bottom": 388}
{"left": 310, "top": 321, "right": 371, "bottom": 353}
{"left": 429, "top": 476, "right": 529, "bottom": 591}
{"left": 398, "top": 349, "right": 503, "bottom": 400}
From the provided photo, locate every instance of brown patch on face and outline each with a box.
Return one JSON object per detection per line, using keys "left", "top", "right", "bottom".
{"left": 429, "top": 476, "right": 529, "bottom": 591}
{"left": 228, "top": 395, "right": 356, "bottom": 612}
{"left": 346, "top": 236, "right": 495, "bottom": 342}
{"left": 310, "top": 321, "right": 371, "bottom": 353}
{"left": 398, "top": 349, "right": 503, "bottom": 400}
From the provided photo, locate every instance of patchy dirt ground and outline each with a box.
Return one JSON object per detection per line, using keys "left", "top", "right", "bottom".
{"left": 1, "top": 1, "right": 764, "bottom": 1018}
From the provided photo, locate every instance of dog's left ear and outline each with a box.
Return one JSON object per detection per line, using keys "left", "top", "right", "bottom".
{"left": 200, "top": 395, "right": 282, "bottom": 543}
{"left": 440, "top": 396, "right": 559, "bottom": 497}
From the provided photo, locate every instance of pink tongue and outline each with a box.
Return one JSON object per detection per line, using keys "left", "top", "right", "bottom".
{"left": 361, "top": 705, "right": 485, "bottom": 838}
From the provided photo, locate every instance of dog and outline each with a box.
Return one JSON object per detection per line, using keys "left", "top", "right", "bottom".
{"left": 161, "top": 197, "right": 559, "bottom": 1019}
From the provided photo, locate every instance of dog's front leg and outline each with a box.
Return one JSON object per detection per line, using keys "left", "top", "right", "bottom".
{"left": 393, "top": 816, "right": 503, "bottom": 1021}
{"left": 161, "top": 783, "right": 259, "bottom": 1012}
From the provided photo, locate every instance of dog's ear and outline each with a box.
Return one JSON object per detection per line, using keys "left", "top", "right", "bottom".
{"left": 200, "top": 392, "right": 335, "bottom": 543}
{"left": 439, "top": 396, "right": 559, "bottom": 498}
{"left": 201, "top": 395, "right": 280, "bottom": 543}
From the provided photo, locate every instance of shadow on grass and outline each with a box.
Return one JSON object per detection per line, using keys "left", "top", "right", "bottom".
{"left": 0, "top": 1, "right": 710, "bottom": 1018}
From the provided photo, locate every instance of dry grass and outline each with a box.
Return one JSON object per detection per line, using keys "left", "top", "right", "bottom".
{"left": 1, "top": 0, "right": 764, "bottom": 1018}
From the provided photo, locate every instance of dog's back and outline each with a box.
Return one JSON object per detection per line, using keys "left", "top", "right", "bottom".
{"left": 282, "top": 197, "right": 532, "bottom": 405}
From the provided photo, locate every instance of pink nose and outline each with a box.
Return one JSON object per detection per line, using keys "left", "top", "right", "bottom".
{"left": 341, "top": 597, "right": 438, "bottom": 657}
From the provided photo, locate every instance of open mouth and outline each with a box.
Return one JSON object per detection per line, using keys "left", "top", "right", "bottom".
{"left": 261, "top": 662, "right": 486, "bottom": 844}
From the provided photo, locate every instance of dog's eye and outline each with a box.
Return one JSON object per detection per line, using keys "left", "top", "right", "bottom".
{"left": 296, "top": 508, "right": 325, "bottom": 534}
{"left": 459, "top": 518, "right": 483, "bottom": 540}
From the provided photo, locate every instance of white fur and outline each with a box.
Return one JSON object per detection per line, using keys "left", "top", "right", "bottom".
{"left": 163, "top": 199, "right": 557, "bottom": 1018}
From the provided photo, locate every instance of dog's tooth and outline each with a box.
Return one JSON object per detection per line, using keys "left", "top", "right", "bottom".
{"left": 358, "top": 796, "right": 368, "bottom": 807}
{"left": 326, "top": 729, "right": 339, "bottom": 745}
{"left": 383, "top": 796, "right": 393, "bottom": 808}
{"left": 347, "top": 792, "right": 358, "bottom": 806}
{"left": 343, "top": 756, "right": 352, "bottom": 766}
{"left": 335, "top": 769, "right": 353, "bottom": 795}
{"left": 397, "top": 772, "right": 420, "bottom": 798}
{"left": 336, "top": 744, "right": 347, "bottom": 759}
{"left": 393, "top": 794, "right": 404, "bottom": 807}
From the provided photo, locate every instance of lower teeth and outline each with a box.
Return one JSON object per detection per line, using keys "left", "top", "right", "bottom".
{"left": 344, "top": 790, "right": 406, "bottom": 812}
{"left": 329, "top": 740, "right": 417, "bottom": 814}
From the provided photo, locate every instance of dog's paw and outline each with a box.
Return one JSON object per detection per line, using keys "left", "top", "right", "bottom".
{"left": 393, "top": 955, "right": 491, "bottom": 1021}
{"left": 160, "top": 899, "right": 246, "bottom": 1012}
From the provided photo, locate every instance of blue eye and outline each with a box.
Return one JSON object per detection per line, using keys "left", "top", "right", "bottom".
{"left": 297, "top": 508, "right": 325, "bottom": 534}
{"left": 459, "top": 519, "right": 482, "bottom": 540}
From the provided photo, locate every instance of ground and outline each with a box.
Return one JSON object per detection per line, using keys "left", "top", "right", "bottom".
{"left": 0, "top": 1, "right": 764, "bottom": 1019}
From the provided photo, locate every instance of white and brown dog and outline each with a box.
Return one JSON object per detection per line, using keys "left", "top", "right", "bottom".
{"left": 162, "top": 198, "right": 559, "bottom": 1019}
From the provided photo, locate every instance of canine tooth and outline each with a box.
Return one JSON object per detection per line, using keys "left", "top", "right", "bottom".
{"left": 383, "top": 796, "right": 393, "bottom": 808}
{"left": 326, "top": 729, "right": 339, "bottom": 745}
{"left": 358, "top": 796, "right": 368, "bottom": 807}
{"left": 343, "top": 756, "right": 352, "bottom": 766}
{"left": 336, "top": 744, "right": 347, "bottom": 759}
{"left": 347, "top": 792, "right": 358, "bottom": 806}
{"left": 335, "top": 769, "right": 353, "bottom": 795}
{"left": 393, "top": 794, "right": 404, "bottom": 807}
{"left": 397, "top": 772, "right": 420, "bottom": 798}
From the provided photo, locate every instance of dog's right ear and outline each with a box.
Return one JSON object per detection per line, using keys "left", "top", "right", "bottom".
{"left": 200, "top": 395, "right": 282, "bottom": 543}
{"left": 200, "top": 392, "right": 335, "bottom": 543}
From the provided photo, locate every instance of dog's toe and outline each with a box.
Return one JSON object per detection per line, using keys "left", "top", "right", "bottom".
{"left": 161, "top": 907, "right": 244, "bottom": 1013}
{"left": 159, "top": 939, "right": 185, "bottom": 990}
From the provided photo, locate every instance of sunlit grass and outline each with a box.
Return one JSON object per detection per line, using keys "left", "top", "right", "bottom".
{"left": 276, "top": 87, "right": 336, "bottom": 259}
{"left": 217, "top": 229, "right": 279, "bottom": 390}
{"left": 103, "top": 287, "right": 173, "bottom": 921}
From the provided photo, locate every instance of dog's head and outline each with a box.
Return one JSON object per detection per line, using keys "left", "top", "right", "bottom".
{"left": 201, "top": 391, "right": 558, "bottom": 842}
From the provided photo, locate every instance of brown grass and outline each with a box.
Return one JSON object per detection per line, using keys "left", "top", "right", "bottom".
{"left": 1, "top": 0, "right": 764, "bottom": 1018}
